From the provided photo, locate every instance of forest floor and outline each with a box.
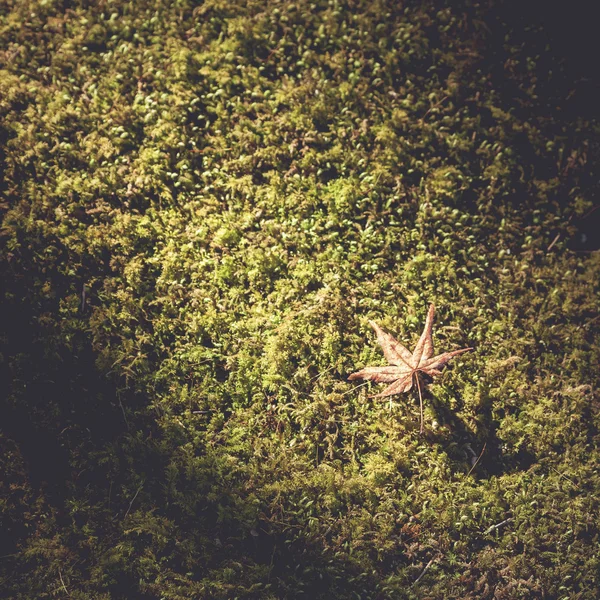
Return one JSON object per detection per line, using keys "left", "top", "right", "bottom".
{"left": 1, "top": 1, "right": 600, "bottom": 598}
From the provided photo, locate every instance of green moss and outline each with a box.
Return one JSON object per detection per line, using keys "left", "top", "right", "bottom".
{"left": 1, "top": 0, "right": 599, "bottom": 598}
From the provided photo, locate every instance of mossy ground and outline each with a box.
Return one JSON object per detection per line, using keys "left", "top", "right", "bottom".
{"left": 1, "top": 1, "right": 599, "bottom": 598}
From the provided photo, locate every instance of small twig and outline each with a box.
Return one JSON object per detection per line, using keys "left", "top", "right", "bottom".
{"left": 58, "top": 567, "right": 69, "bottom": 595}
{"left": 582, "top": 205, "right": 600, "bottom": 219}
{"left": 309, "top": 364, "right": 337, "bottom": 382}
{"left": 575, "top": 313, "right": 600, "bottom": 332}
{"left": 262, "top": 47, "right": 278, "bottom": 63}
{"left": 267, "top": 543, "right": 277, "bottom": 582}
{"left": 413, "top": 557, "right": 435, "bottom": 586}
{"left": 343, "top": 380, "right": 370, "bottom": 397}
{"left": 467, "top": 442, "right": 487, "bottom": 477}
{"left": 550, "top": 466, "right": 579, "bottom": 489}
{"left": 547, "top": 232, "right": 561, "bottom": 252}
{"left": 123, "top": 481, "right": 144, "bottom": 520}
{"left": 117, "top": 394, "right": 129, "bottom": 430}
{"left": 80, "top": 283, "right": 87, "bottom": 313}
{"left": 420, "top": 95, "right": 449, "bottom": 121}
{"left": 484, "top": 517, "right": 514, "bottom": 535}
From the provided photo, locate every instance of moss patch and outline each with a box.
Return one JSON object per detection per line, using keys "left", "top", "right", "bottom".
{"left": 1, "top": 1, "right": 599, "bottom": 598}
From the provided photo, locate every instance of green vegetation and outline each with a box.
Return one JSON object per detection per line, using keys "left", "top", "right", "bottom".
{"left": 1, "top": 0, "right": 599, "bottom": 598}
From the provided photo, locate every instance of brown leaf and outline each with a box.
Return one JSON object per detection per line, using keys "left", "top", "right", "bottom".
{"left": 348, "top": 303, "right": 473, "bottom": 432}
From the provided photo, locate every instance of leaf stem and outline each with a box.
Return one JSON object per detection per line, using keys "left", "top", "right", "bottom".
{"left": 415, "top": 373, "right": 424, "bottom": 434}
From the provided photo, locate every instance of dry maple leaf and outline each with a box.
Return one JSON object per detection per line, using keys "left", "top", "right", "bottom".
{"left": 348, "top": 303, "right": 473, "bottom": 433}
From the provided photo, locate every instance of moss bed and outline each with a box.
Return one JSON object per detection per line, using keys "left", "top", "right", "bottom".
{"left": 1, "top": 1, "right": 599, "bottom": 598}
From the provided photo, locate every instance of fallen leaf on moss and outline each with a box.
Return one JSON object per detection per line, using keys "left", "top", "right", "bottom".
{"left": 349, "top": 304, "right": 473, "bottom": 433}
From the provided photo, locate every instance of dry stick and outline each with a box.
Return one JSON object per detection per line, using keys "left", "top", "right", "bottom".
{"left": 550, "top": 466, "right": 579, "bottom": 488}
{"left": 117, "top": 392, "right": 129, "bottom": 430}
{"left": 420, "top": 95, "right": 449, "bottom": 121}
{"left": 484, "top": 517, "right": 514, "bottom": 535}
{"left": 574, "top": 313, "right": 600, "bottom": 332}
{"left": 343, "top": 380, "right": 370, "bottom": 397}
{"left": 309, "top": 364, "right": 337, "bottom": 382}
{"left": 413, "top": 557, "right": 435, "bottom": 586}
{"left": 547, "top": 232, "right": 561, "bottom": 251}
{"left": 123, "top": 481, "right": 144, "bottom": 520}
{"left": 467, "top": 442, "right": 487, "bottom": 477}
{"left": 415, "top": 374, "right": 424, "bottom": 434}
{"left": 58, "top": 567, "right": 69, "bottom": 595}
